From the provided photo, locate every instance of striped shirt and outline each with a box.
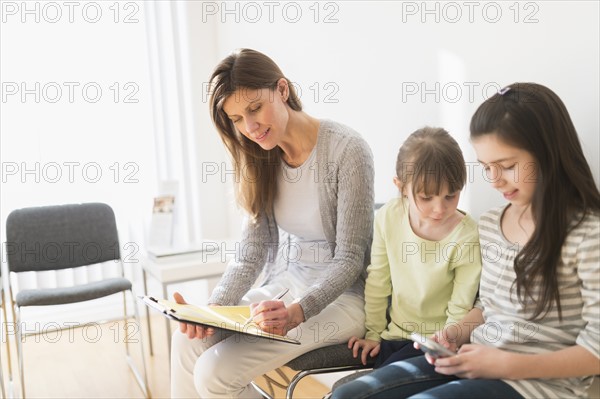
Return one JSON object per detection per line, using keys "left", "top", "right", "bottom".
{"left": 473, "top": 205, "right": 599, "bottom": 398}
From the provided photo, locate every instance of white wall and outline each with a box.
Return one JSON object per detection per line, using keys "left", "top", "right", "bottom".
{"left": 5, "top": 1, "right": 596, "bottom": 244}
{"left": 184, "top": 0, "right": 599, "bottom": 224}
{"left": 1, "top": 2, "right": 156, "bottom": 245}
{"left": 1, "top": 2, "right": 158, "bottom": 325}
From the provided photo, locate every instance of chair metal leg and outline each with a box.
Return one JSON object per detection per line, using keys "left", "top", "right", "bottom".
{"left": 263, "top": 368, "right": 292, "bottom": 395}
{"left": 250, "top": 367, "right": 293, "bottom": 399}
{"left": 250, "top": 367, "right": 295, "bottom": 399}
{"left": 285, "top": 365, "right": 370, "bottom": 399}
{"left": 250, "top": 381, "right": 274, "bottom": 399}
{"left": 122, "top": 291, "right": 130, "bottom": 354}
{"left": 124, "top": 289, "right": 151, "bottom": 398}
{"left": 1, "top": 297, "right": 13, "bottom": 399}
{"left": 14, "top": 306, "right": 25, "bottom": 399}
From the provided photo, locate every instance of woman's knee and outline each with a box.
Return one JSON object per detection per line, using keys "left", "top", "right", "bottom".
{"left": 192, "top": 350, "right": 243, "bottom": 397}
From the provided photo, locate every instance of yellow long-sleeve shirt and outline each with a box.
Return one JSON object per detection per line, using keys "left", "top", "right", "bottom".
{"left": 365, "top": 197, "right": 482, "bottom": 342}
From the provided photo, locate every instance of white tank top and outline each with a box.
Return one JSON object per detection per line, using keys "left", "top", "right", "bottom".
{"left": 274, "top": 147, "right": 331, "bottom": 288}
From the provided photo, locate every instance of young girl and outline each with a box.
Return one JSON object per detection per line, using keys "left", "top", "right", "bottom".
{"left": 332, "top": 83, "right": 600, "bottom": 399}
{"left": 170, "top": 49, "right": 374, "bottom": 398}
{"left": 347, "top": 127, "right": 482, "bottom": 368}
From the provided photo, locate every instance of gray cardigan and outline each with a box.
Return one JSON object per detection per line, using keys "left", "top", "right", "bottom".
{"left": 209, "top": 119, "right": 375, "bottom": 320}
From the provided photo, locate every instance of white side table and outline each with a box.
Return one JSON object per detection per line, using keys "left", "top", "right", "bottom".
{"left": 140, "top": 250, "right": 230, "bottom": 357}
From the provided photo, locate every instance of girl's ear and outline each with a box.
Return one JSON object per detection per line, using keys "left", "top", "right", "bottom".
{"left": 393, "top": 177, "right": 405, "bottom": 195}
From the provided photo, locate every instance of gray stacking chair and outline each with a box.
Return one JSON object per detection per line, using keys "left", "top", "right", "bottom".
{"left": 5, "top": 203, "right": 149, "bottom": 398}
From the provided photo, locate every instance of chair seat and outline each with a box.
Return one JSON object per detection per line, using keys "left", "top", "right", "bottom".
{"left": 286, "top": 343, "right": 376, "bottom": 371}
{"left": 15, "top": 278, "right": 132, "bottom": 307}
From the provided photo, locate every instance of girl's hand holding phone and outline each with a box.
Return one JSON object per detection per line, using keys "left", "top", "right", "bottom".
{"left": 410, "top": 332, "right": 456, "bottom": 362}
{"left": 432, "top": 344, "right": 513, "bottom": 380}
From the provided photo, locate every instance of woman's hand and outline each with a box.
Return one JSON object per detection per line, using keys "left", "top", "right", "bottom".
{"left": 348, "top": 337, "right": 380, "bottom": 365}
{"left": 173, "top": 292, "right": 216, "bottom": 340}
{"left": 249, "top": 301, "right": 305, "bottom": 336}
{"left": 431, "top": 344, "right": 511, "bottom": 379}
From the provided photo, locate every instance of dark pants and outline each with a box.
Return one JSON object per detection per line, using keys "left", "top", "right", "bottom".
{"left": 374, "top": 339, "right": 423, "bottom": 368}
{"left": 331, "top": 339, "right": 425, "bottom": 391}
{"left": 331, "top": 355, "right": 524, "bottom": 399}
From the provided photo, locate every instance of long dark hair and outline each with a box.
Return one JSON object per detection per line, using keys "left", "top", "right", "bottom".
{"left": 208, "top": 48, "right": 302, "bottom": 218}
{"left": 470, "top": 82, "right": 600, "bottom": 320}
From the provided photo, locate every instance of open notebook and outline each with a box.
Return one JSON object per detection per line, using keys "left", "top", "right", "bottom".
{"left": 140, "top": 296, "right": 300, "bottom": 345}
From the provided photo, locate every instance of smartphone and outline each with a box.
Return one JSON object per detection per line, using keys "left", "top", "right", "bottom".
{"left": 410, "top": 332, "right": 456, "bottom": 359}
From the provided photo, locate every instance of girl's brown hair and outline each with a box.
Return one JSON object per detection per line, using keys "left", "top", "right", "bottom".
{"left": 396, "top": 127, "right": 467, "bottom": 200}
{"left": 208, "top": 49, "right": 302, "bottom": 218}
{"left": 470, "top": 82, "right": 600, "bottom": 320}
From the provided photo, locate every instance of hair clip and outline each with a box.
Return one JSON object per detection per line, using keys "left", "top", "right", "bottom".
{"left": 498, "top": 86, "right": 511, "bottom": 96}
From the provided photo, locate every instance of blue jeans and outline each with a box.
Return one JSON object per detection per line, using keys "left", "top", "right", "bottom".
{"left": 331, "top": 356, "right": 524, "bottom": 399}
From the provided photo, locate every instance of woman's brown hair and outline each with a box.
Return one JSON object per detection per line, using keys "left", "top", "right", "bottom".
{"left": 208, "top": 49, "right": 302, "bottom": 218}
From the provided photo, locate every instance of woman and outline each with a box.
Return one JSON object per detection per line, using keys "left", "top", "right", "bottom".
{"left": 170, "top": 48, "right": 375, "bottom": 398}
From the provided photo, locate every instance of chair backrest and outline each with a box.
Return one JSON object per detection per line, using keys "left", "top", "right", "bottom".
{"left": 6, "top": 203, "right": 121, "bottom": 273}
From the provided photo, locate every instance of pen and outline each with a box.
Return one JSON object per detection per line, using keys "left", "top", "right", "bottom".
{"left": 272, "top": 288, "right": 289, "bottom": 301}
{"left": 243, "top": 288, "right": 289, "bottom": 327}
